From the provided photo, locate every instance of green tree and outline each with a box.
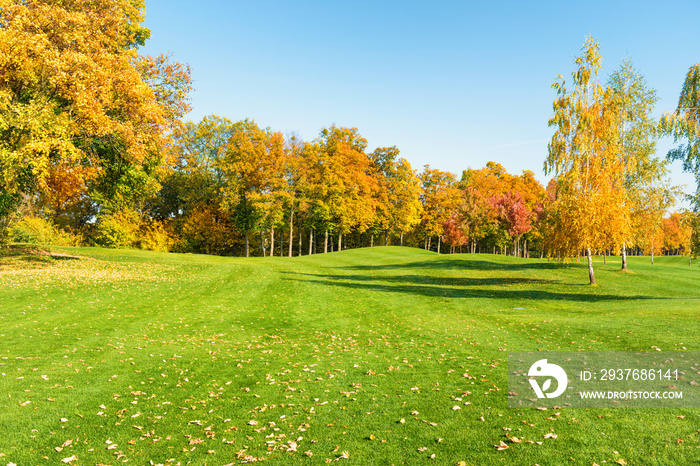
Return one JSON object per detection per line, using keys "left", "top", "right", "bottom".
{"left": 660, "top": 63, "right": 700, "bottom": 211}
{"left": 608, "top": 59, "right": 664, "bottom": 270}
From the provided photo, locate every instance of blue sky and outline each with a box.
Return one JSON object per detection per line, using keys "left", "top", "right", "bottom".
{"left": 140, "top": 0, "right": 700, "bottom": 208}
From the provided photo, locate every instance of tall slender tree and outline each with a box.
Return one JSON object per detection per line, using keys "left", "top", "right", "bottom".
{"left": 545, "top": 36, "right": 628, "bottom": 284}
{"left": 608, "top": 59, "right": 662, "bottom": 271}
{"left": 660, "top": 63, "right": 700, "bottom": 211}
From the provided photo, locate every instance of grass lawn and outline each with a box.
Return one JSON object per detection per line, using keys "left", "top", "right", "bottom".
{"left": 0, "top": 245, "right": 699, "bottom": 465}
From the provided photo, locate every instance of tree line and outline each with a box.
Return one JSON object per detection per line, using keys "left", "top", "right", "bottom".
{"left": 1, "top": 3, "right": 700, "bottom": 283}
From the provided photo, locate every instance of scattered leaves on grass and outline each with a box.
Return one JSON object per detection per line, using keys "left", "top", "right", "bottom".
{"left": 494, "top": 441, "right": 509, "bottom": 451}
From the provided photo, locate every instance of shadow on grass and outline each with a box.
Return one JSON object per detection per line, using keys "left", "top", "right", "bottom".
{"left": 286, "top": 271, "right": 557, "bottom": 288}
{"left": 0, "top": 244, "right": 82, "bottom": 265}
{"left": 338, "top": 257, "right": 573, "bottom": 272}
{"left": 281, "top": 255, "right": 658, "bottom": 302}
{"left": 283, "top": 274, "right": 655, "bottom": 302}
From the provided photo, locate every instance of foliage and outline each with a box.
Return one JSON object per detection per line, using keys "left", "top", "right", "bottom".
{"left": 92, "top": 210, "right": 141, "bottom": 248}
{"left": 660, "top": 63, "right": 700, "bottom": 210}
{"left": 8, "top": 216, "right": 75, "bottom": 246}
{"left": 137, "top": 220, "right": 176, "bottom": 252}
{"left": 0, "top": 0, "right": 191, "bottom": 231}
{"left": 309, "top": 126, "right": 378, "bottom": 236}
{"left": 545, "top": 36, "right": 630, "bottom": 282}
{"left": 221, "top": 120, "right": 288, "bottom": 256}
{"left": 419, "top": 166, "right": 461, "bottom": 240}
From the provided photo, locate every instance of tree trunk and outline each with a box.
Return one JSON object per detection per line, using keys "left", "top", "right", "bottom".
{"left": 621, "top": 243, "right": 628, "bottom": 271}
{"left": 437, "top": 236, "right": 441, "bottom": 254}
{"left": 270, "top": 227, "right": 274, "bottom": 257}
{"left": 587, "top": 247, "right": 596, "bottom": 285}
{"left": 261, "top": 231, "right": 266, "bottom": 257}
{"left": 245, "top": 230, "right": 250, "bottom": 258}
{"left": 384, "top": 230, "right": 388, "bottom": 246}
{"left": 427, "top": 236, "right": 432, "bottom": 251}
{"left": 280, "top": 228, "right": 284, "bottom": 257}
{"left": 400, "top": 231, "right": 404, "bottom": 246}
{"left": 288, "top": 207, "right": 294, "bottom": 257}
{"left": 338, "top": 233, "right": 342, "bottom": 251}
{"left": 324, "top": 229, "right": 328, "bottom": 253}
{"left": 298, "top": 218, "right": 302, "bottom": 256}
{"left": 308, "top": 228, "right": 313, "bottom": 255}
{"left": 603, "top": 251, "right": 607, "bottom": 265}
{"left": 371, "top": 235, "right": 374, "bottom": 247}
{"left": 651, "top": 237, "right": 654, "bottom": 265}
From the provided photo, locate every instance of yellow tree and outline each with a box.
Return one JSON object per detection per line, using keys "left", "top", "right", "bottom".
{"left": 630, "top": 182, "right": 676, "bottom": 264}
{"left": 663, "top": 212, "right": 692, "bottom": 258}
{"left": 545, "top": 37, "right": 629, "bottom": 284}
{"left": 305, "top": 127, "right": 378, "bottom": 252}
{"left": 221, "top": 120, "right": 287, "bottom": 257}
{"left": 419, "top": 166, "right": 461, "bottom": 253}
{"left": 370, "top": 147, "right": 422, "bottom": 246}
{"left": 0, "top": 0, "right": 191, "bottom": 238}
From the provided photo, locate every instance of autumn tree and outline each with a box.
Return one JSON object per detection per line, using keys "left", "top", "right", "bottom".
{"left": 442, "top": 213, "right": 468, "bottom": 253}
{"left": 284, "top": 133, "right": 308, "bottom": 257}
{"left": 304, "top": 127, "right": 378, "bottom": 252}
{"left": 630, "top": 180, "right": 678, "bottom": 264}
{"left": 157, "top": 115, "right": 239, "bottom": 254}
{"left": 545, "top": 37, "right": 629, "bottom": 284}
{"left": 221, "top": 120, "right": 287, "bottom": 257}
{"left": 370, "top": 147, "right": 422, "bottom": 246}
{"left": 460, "top": 163, "right": 544, "bottom": 255}
{"left": 419, "top": 166, "right": 461, "bottom": 253}
{"left": 451, "top": 187, "right": 494, "bottom": 254}
{"left": 491, "top": 190, "right": 533, "bottom": 257}
{"left": 0, "top": 0, "right": 191, "bottom": 241}
{"left": 682, "top": 212, "right": 700, "bottom": 264}
{"left": 662, "top": 212, "right": 691, "bottom": 257}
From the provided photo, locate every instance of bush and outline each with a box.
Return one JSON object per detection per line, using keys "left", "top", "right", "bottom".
{"left": 137, "top": 221, "right": 175, "bottom": 252}
{"left": 93, "top": 210, "right": 140, "bottom": 248}
{"left": 8, "top": 216, "right": 75, "bottom": 246}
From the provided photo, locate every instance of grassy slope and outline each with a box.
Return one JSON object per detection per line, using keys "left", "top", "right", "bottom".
{"left": 0, "top": 246, "right": 699, "bottom": 465}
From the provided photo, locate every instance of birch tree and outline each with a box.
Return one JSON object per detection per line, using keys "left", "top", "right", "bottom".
{"left": 545, "top": 37, "right": 629, "bottom": 284}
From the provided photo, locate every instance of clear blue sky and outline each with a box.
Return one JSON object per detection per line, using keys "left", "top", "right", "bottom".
{"left": 140, "top": 0, "right": 700, "bottom": 208}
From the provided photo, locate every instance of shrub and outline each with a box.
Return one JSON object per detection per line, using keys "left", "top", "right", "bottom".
{"left": 93, "top": 210, "right": 140, "bottom": 248}
{"left": 9, "top": 216, "right": 75, "bottom": 246}
{"left": 137, "top": 221, "right": 175, "bottom": 252}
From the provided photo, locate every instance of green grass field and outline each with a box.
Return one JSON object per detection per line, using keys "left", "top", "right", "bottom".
{"left": 1, "top": 245, "right": 699, "bottom": 465}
